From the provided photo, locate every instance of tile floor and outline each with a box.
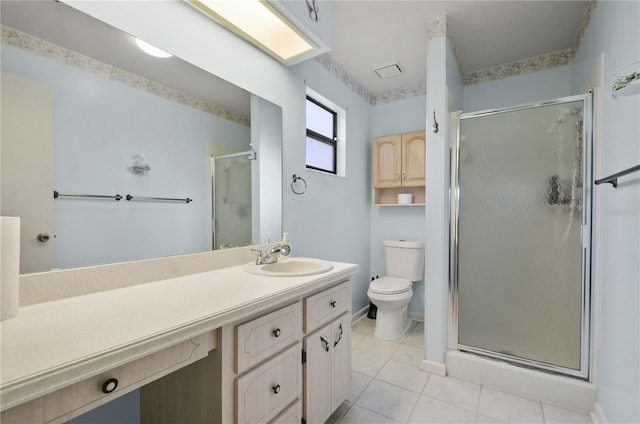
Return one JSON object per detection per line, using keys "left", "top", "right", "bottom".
{"left": 326, "top": 318, "right": 593, "bottom": 424}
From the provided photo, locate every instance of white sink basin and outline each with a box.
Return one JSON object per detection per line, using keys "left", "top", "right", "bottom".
{"left": 243, "top": 257, "right": 333, "bottom": 277}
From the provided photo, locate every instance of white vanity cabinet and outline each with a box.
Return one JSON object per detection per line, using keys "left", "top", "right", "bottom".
{"left": 0, "top": 257, "right": 358, "bottom": 424}
{"left": 303, "top": 281, "right": 352, "bottom": 423}
{"left": 140, "top": 279, "right": 352, "bottom": 424}
{"left": 303, "top": 313, "right": 351, "bottom": 423}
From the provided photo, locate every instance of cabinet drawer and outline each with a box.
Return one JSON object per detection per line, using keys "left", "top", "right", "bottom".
{"left": 236, "top": 343, "right": 302, "bottom": 424}
{"left": 270, "top": 399, "right": 302, "bottom": 424}
{"left": 236, "top": 302, "right": 302, "bottom": 374}
{"left": 1, "top": 330, "right": 217, "bottom": 424}
{"left": 304, "top": 281, "right": 351, "bottom": 333}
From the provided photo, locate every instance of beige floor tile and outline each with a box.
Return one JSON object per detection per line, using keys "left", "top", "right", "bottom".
{"left": 423, "top": 374, "right": 481, "bottom": 412}
{"left": 338, "top": 404, "right": 400, "bottom": 424}
{"left": 476, "top": 414, "right": 504, "bottom": 423}
{"left": 354, "top": 334, "right": 401, "bottom": 359}
{"left": 409, "top": 397, "right": 477, "bottom": 423}
{"left": 376, "top": 360, "right": 429, "bottom": 393}
{"left": 351, "top": 347, "right": 388, "bottom": 377}
{"left": 356, "top": 380, "right": 420, "bottom": 423}
{"left": 403, "top": 323, "right": 424, "bottom": 348}
{"left": 391, "top": 344, "right": 425, "bottom": 368}
{"left": 542, "top": 403, "right": 592, "bottom": 424}
{"left": 347, "top": 372, "right": 372, "bottom": 403}
{"left": 351, "top": 330, "right": 366, "bottom": 349}
{"left": 352, "top": 317, "right": 376, "bottom": 334}
{"left": 478, "top": 387, "right": 544, "bottom": 423}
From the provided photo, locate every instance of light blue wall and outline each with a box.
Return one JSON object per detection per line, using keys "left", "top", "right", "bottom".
{"left": 288, "top": 59, "right": 372, "bottom": 314}
{"left": 571, "top": 2, "right": 639, "bottom": 422}
{"left": 371, "top": 95, "right": 426, "bottom": 316}
{"left": 463, "top": 65, "right": 573, "bottom": 112}
{"left": 1, "top": 45, "right": 249, "bottom": 269}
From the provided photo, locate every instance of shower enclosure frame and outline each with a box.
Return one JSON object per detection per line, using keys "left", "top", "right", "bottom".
{"left": 448, "top": 93, "right": 593, "bottom": 379}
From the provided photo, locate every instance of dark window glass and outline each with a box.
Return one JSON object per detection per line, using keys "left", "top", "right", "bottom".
{"left": 305, "top": 96, "right": 336, "bottom": 174}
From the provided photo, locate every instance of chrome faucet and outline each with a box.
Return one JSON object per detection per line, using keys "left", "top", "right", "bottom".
{"left": 251, "top": 243, "right": 291, "bottom": 265}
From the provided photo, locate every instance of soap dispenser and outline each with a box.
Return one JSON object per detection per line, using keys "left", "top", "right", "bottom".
{"left": 280, "top": 233, "right": 291, "bottom": 257}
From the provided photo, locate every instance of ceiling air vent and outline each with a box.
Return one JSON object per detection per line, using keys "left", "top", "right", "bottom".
{"left": 374, "top": 63, "right": 403, "bottom": 79}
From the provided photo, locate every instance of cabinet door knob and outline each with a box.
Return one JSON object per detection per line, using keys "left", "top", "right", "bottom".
{"left": 330, "top": 300, "right": 337, "bottom": 308}
{"left": 273, "top": 328, "right": 281, "bottom": 338}
{"left": 272, "top": 384, "right": 281, "bottom": 394}
{"left": 101, "top": 378, "right": 118, "bottom": 394}
{"left": 396, "top": 171, "right": 400, "bottom": 181}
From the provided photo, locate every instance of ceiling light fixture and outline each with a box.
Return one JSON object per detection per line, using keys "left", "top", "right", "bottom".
{"left": 189, "top": 0, "right": 314, "bottom": 63}
{"left": 135, "top": 38, "right": 173, "bottom": 58}
{"left": 374, "top": 63, "right": 403, "bottom": 79}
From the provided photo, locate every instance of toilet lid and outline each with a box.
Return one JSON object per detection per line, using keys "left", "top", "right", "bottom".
{"left": 370, "top": 277, "right": 411, "bottom": 294}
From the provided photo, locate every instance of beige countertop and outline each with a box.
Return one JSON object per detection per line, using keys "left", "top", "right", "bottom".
{"left": 0, "top": 260, "right": 359, "bottom": 410}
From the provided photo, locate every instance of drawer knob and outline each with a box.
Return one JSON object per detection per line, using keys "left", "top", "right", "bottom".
{"left": 273, "top": 328, "right": 281, "bottom": 338}
{"left": 101, "top": 378, "right": 119, "bottom": 394}
{"left": 330, "top": 300, "right": 337, "bottom": 308}
{"left": 272, "top": 384, "right": 281, "bottom": 394}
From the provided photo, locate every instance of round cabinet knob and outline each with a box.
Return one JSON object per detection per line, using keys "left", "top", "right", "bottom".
{"left": 273, "top": 328, "right": 281, "bottom": 338}
{"left": 101, "top": 378, "right": 119, "bottom": 394}
{"left": 272, "top": 384, "right": 281, "bottom": 394}
{"left": 37, "top": 233, "right": 50, "bottom": 243}
{"left": 330, "top": 300, "right": 337, "bottom": 308}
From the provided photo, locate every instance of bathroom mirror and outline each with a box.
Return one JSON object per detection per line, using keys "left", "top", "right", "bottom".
{"left": 0, "top": 0, "right": 282, "bottom": 273}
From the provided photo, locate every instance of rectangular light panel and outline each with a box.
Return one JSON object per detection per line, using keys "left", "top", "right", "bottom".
{"left": 190, "top": 0, "right": 314, "bottom": 62}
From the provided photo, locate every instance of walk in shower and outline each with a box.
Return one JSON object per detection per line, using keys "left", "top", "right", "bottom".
{"left": 211, "top": 149, "right": 255, "bottom": 249}
{"left": 450, "top": 94, "right": 592, "bottom": 378}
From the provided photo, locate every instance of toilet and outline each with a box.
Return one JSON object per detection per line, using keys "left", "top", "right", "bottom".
{"left": 367, "top": 240, "right": 425, "bottom": 340}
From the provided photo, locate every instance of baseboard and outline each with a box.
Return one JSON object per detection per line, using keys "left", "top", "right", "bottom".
{"left": 420, "top": 359, "right": 446, "bottom": 376}
{"left": 591, "top": 403, "right": 607, "bottom": 424}
{"left": 408, "top": 311, "right": 424, "bottom": 322}
{"left": 351, "top": 305, "right": 369, "bottom": 324}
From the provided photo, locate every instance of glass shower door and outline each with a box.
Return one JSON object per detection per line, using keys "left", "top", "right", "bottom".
{"left": 212, "top": 154, "right": 252, "bottom": 249}
{"left": 452, "top": 95, "right": 591, "bottom": 377}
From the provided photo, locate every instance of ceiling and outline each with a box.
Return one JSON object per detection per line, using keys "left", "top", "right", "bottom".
{"left": 1, "top": 0, "right": 590, "bottom": 113}
{"left": 331, "top": 1, "right": 590, "bottom": 94}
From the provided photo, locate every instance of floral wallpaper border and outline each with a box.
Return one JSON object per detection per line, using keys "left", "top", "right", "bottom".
{"left": 314, "top": 53, "right": 375, "bottom": 103}
{"left": 1, "top": 26, "right": 250, "bottom": 127}
{"left": 462, "top": 49, "right": 576, "bottom": 85}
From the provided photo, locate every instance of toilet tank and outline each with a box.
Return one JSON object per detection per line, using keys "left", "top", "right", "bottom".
{"left": 384, "top": 240, "right": 425, "bottom": 281}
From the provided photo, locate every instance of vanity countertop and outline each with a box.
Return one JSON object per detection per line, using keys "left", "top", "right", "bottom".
{"left": 0, "top": 260, "right": 359, "bottom": 410}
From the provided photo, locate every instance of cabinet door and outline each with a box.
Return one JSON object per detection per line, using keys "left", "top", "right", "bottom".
{"left": 373, "top": 135, "right": 402, "bottom": 188}
{"left": 303, "top": 324, "right": 332, "bottom": 424}
{"left": 401, "top": 131, "right": 426, "bottom": 187}
{"left": 331, "top": 314, "right": 351, "bottom": 411}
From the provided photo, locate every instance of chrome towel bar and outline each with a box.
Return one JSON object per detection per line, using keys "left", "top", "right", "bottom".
{"left": 594, "top": 164, "right": 640, "bottom": 188}
{"left": 53, "top": 191, "right": 191, "bottom": 203}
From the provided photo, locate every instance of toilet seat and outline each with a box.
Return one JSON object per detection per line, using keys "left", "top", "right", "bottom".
{"left": 369, "top": 277, "right": 411, "bottom": 295}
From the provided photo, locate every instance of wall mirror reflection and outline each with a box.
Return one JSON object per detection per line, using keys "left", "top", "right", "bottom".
{"left": 0, "top": 0, "right": 282, "bottom": 274}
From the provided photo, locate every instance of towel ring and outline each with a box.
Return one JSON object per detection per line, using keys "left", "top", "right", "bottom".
{"left": 291, "top": 174, "right": 307, "bottom": 195}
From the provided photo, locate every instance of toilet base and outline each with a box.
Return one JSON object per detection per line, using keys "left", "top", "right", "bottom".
{"left": 372, "top": 304, "right": 412, "bottom": 340}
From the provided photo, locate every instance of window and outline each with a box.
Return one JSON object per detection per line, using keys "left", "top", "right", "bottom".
{"left": 306, "top": 95, "right": 337, "bottom": 174}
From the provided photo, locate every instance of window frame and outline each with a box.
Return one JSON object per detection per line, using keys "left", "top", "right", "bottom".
{"left": 305, "top": 95, "right": 338, "bottom": 174}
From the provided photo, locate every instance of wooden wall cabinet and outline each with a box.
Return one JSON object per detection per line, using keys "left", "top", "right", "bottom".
{"left": 373, "top": 130, "right": 426, "bottom": 205}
